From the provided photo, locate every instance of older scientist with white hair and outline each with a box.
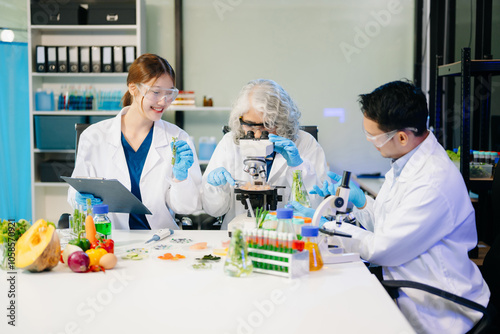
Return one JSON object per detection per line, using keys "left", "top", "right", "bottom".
{"left": 201, "top": 79, "right": 329, "bottom": 229}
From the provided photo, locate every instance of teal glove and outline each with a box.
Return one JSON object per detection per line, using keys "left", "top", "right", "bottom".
{"left": 171, "top": 140, "right": 194, "bottom": 181}
{"left": 75, "top": 192, "right": 102, "bottom": 210}
{"left": 269, "top": 134, "right": 303, "bottom": 167}
{"left": 207, "top": 167, "right": 235, "bottom": 187}
{"left": 310, "top": 171, "right": 366, "bottom": 208}
{"left": 287, "top": 201, "right": 328, "bottom": 227}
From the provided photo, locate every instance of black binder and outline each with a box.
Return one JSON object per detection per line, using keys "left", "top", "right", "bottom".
{"left": 68, "top": 46, "right": 79, "bottom": 72}
{"left": 35, "top": 45, "right": 46, "bottom": 72}
{"left": 57, "top": 46, "right": 68, "bottom": 72}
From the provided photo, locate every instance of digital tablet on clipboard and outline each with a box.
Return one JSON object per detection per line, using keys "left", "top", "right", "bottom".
{"left": 61, "top": 176, "right": 152, "bottom": 215}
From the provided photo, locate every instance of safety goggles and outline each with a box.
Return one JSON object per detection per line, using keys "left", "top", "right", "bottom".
{"left": 363, "top": 127, "right": 418, "bottom": 148}
{"left": 239, "top": 117, "right": 266, "bottom": 132}
{"left": 136, "top": 83, "right": 179, "bottom": 103}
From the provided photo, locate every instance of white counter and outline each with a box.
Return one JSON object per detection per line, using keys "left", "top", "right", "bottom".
{"left": 1, "top": 230, "right": 415, "bottom": 333}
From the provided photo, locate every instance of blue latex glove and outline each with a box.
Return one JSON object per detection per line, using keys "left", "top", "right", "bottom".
{"left": 310, "top": 171, "right": 366, "bottom": 208}
{"left": 171, "top": 140, "right": 194, "bottom": 181}
{"left": 287, "top": 201, "right": 328, "bottom": 227}
{"left": 75, "top": 192, "right": 102, "bottom": 210}
{"left": 207, "top": 167, "right": 235, "bottom": 187}
{"left": 287, "top": 201, "right": 315, "bottom": 218}
{"left": 269, "top": 134, "right": 303, "bottom": 167}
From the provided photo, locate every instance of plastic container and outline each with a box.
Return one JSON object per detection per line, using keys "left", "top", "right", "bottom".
{"left": 93, "top": 204, "right": 112, "bottom": 239}
{"left": 470, "top": 162, "right": 493, "bottom": 179}
{"left": 198, "top": 136, "right": 217, "bottom": 161}
{"left": 35, "top": 89, "right": 55, "bottom": 111}
{"left": 301, "top": 225, "right": 323, "bottom": 271}
{"left": 276, "top": 208, "right": 296, "bottom": 238}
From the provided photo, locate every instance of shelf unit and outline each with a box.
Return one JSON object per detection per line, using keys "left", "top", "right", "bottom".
{"left": 436, "top": 48, "right": 500, "bottom": 189}
{"left": 28, "top": 0, "right": 146, "bottom": 223}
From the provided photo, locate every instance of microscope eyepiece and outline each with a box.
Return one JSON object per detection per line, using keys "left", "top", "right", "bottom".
{"left": 260, "top": 131, "right": 269, "bottom": 139}
{"left": 245, "top": 131, "right": 255, "bottom": 139}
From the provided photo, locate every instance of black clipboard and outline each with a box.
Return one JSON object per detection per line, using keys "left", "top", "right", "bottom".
{"left": 62, "top": 176, "right": 152, "bottom": 215}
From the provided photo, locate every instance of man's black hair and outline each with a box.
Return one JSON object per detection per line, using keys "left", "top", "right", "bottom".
{"left": 359, "top": 80, "right": 428, "bottom": 136}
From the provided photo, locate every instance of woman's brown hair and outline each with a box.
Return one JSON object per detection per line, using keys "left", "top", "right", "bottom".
{"left": 121, "top": 53, "right": 175, "bottom": 107}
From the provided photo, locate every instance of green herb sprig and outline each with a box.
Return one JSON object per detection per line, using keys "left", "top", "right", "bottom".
{"left": 255, "top": 207, "right": 269, "bottom": 229}
{"left": 171, "top": 137, "right": 178, "bottom": 165}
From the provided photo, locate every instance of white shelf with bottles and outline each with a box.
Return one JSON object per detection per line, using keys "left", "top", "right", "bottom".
{"left": 28, "top": 0, "right": 146, "bottom": 223}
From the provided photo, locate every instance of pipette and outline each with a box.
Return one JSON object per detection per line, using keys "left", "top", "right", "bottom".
{"left": 145, "top": 229, "right": 174, "bottom": 244}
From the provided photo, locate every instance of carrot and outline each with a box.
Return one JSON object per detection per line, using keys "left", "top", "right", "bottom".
{"left": 85, "top": 215, "right": 97, "bottom": 244}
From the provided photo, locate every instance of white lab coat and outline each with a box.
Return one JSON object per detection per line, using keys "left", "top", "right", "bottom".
{"left": 202, "top": 130, "right": 329, "bottom": 229}
{"left": 68, "top": 107, "right": 202, "bottom": 230}
{"left": 335, "top": 132, "right": 490, "bottom": 334}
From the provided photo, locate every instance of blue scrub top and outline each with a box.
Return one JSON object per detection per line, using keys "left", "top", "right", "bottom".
{"left": 121, "top": 126, "right": 154, "bottom": 230}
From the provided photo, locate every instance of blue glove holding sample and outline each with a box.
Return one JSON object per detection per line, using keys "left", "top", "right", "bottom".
{"left": 75, "top": 192, "right": 102, "bottom": 210}
{"left": 269, "top": 134, "right": 303, "bottom": 167}
{"left": 171, "top": 140, "right": 194, "bottom": 181}
{"left": 207, "top": 167, "right": 235, "bottom": 187}
{"left": 287, "top": 201, "right": 328, "bottom": 227}
{"left": 310, "top": 171, "right": 366, "bottom": 208}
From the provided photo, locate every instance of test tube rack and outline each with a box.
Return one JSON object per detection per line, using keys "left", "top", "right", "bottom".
{"left": 248, "top": 247, "right": 310, "bottom": 279}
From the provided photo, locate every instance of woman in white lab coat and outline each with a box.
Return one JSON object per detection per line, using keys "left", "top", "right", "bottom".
{"left": 297, "top": 81, "right": 490, "bottom": 334}
{"left": 202, "top": 79, "right": 328, "bottom": 229}
{"left": 68, "top": 54, "right": 202, "bottom": 230}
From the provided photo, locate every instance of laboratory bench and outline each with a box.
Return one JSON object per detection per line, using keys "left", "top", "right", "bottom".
{"left": 0, "top": 230, "right": 415, "bottom": 333}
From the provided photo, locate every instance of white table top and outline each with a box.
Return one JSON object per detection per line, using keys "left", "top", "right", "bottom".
{"left": 1, "top": 230, "right": 415, "bottom": 333}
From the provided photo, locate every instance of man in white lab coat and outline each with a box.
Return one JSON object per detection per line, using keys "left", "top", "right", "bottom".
{"left": 294, "top": 80, "right": 490, "bottom": 333}
{"left": 201, "top": 79, "right": 328, "bottom": 229}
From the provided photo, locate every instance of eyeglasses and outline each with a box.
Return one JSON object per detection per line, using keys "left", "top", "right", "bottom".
{"left": 363, "top": 127, "right": 418, "bottom": 148}
{"left": 239, "top": 117, "right": 266, "bottom": 131}
{"left": 136, "top": 83, "right": 179, "bottom": 103}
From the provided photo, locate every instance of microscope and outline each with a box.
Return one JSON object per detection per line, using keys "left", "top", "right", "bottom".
{"left": 228, "top": 131, "right": 283, "bottom": 234}
{"left": 311, "top": 171, "right": 360, "bottom": 264}
{"left": 239, "top": 130, "right": 274, "bottom": 186}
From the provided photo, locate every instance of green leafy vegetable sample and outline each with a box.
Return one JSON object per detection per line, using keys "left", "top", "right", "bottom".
{"left": 0, "top": 219, "right": 31, "bottom": 244}
{"left": 196, "top": 254, "right": 221, "bottom": 261}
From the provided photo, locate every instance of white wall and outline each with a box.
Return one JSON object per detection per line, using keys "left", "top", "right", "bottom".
{"left": 3, "top": 0, "right": 416, "bottom": 176}
{"left": 179, "top": 0, "right": 415, "bottom": 175}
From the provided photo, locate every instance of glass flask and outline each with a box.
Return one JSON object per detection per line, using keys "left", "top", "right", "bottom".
{"left": 224, "top": 229, "right": 253, "bottom": 277}
{"left": 301, "top": 225, "right": 324, "bottom": 271}
{"left": 289, "top": 170, "right": 311, "bottom": 207}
